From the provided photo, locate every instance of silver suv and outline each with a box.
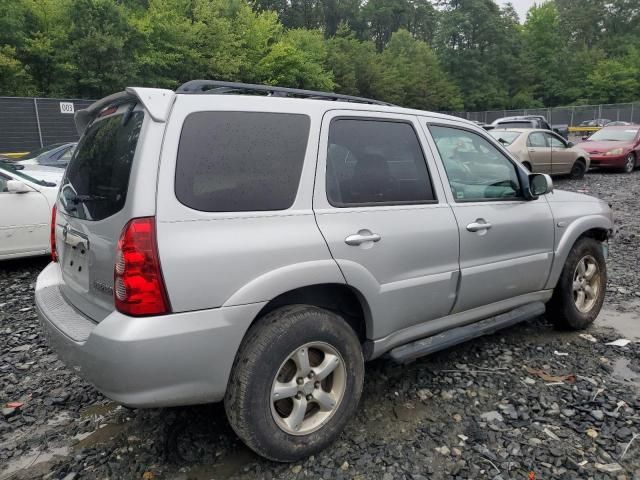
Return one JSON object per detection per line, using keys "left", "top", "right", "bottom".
{"left": 36, "top": 81, "right": 613, "bottom": 461}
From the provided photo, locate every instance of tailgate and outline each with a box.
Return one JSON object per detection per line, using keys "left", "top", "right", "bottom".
{"left": 56, "top": 103, "right": 146, "bottom": 322}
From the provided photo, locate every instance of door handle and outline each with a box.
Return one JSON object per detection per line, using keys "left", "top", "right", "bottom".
{"left": 345, "top": 231, "right": 381, "bottom": 246}
{"left": 466, "top": 221, "right": 492, "bottom": 232}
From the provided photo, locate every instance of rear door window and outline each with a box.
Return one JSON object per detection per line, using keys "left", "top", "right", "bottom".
{"left": 326, "top": 119, "right": 435, "bottom": 206}
{"left": 175, "top": 112, "right": 310, "bottom": 212}
{"left": 60, "top": 109, "right": 144, "bottom": 221}
{"left": 527, "top": 132, "right": 547, "bottom": 148}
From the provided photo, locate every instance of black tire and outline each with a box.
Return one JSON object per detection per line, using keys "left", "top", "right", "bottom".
{"left": 622, "top": 152, "right": 636, "bottom": 173}
{"left": 547, "top": 237, "right": 607, "bottom": 330}
{"left": 522, "top": 161, "right": 532, "bottom": 172}
{"left": 224, "top": 305, "right": 364, "bottom": 462}
{"left": 569, "top": 159, "right": 586, "bottom": 179}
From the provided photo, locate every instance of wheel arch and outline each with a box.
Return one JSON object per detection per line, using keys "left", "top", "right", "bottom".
{"left": 544, "top": 218, "right": 612, "bottom": 290}
{"left": 254, "top": 283, "right": 372, "bottom": 344}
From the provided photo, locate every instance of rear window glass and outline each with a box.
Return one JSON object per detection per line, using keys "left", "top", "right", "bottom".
{"left": 495, "top": 121, "right": 534, "bottom": 129}
{"left": 489, "top": 130, "right": 521, "bottom": 146}
{"left": 60, "top": 110, "right": 144, "bottom": 221}
{"left": 175, "top": 112, "right": 310, "bottom": 212}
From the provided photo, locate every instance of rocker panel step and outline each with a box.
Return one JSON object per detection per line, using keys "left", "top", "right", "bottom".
{"left": 389, "top": 302, "right": 546, "bottom": 364}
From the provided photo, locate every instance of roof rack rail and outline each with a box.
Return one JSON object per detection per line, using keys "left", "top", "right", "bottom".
{"left": 176, "top": 80, "right": 392, "bottom": 106}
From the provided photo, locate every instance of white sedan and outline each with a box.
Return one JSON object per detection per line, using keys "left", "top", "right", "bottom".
{"left": 0, "top": 164, "right": 63, "bottom": 260}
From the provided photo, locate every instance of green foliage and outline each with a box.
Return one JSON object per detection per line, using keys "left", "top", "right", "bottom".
{"left": 66, "top": 0, "right": 139, "bottom": 98}
{"left": 257, "top": 29, "right": 334, "bottom": 89}
{"left": 586, "top": 59, "right": 639, "bottom": 103}
{"left": 0, "top": 46, "right": 35, "bottom": 95}
{"left": 0, "top": 0, "right": 639, "bottom": 110}
{"left": 375, "top": 30, "right": 463, "bottom": 110}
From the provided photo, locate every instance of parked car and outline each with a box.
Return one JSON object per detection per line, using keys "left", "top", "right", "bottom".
{"left": 21, "top": 165, "right": 66, "bottom": 185}
{"left": 575, "top": 125, "right": 640, "bottom": 173}
{"left": 491, "top": 115, "right": 569, "bottom": 139}
{"left": 489, "top": 128, "right": 590, "bottom": 178}
{"left": 0, "top": 164, "right": 61, "bottom": 260}
{"left": 471, "top": 120, "right": 494, "bottom": 130}
{"left": 15, "top": 142, "right": 76, "bottom": 168}
{"left": 36, "top": 81, "right": 613, "bottom": 462}
{"left": 606, "top": 121, "right": 634, "bottom": 126}
{"left": 579, "top": 119, "right": 611, "bottom": 127}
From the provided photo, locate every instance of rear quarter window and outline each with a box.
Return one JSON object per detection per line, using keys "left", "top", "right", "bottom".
{"left": 175, "top": 112, "right": 310, "bottom": 212}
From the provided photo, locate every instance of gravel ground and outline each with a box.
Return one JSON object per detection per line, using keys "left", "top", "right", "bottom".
{"left": 2, "top": 171, "right": 640, "bottom": 480}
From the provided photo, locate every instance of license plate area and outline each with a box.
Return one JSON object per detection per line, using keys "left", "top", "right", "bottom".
{"left": 63, "top": 228, "right": 90, "bottom": 291}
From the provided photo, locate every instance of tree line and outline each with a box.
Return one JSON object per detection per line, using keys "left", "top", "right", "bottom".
{"left": 1, "top": 0, "right": 639, "bottom": 111}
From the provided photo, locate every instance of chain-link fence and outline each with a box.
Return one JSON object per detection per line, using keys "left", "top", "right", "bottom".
{"left": 445, "top": 102, "right": 640, "bottom": 127}
{"left": 0, "top": 97, "right": 93, "bottom": 153}
{"left": 2, "top": 97, "right": 639, "bottom": 153}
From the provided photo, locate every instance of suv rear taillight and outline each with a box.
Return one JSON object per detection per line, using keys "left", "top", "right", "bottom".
{"left": 50, "top": 204, "right": 58, "bottom": 262}
{"left": 114, "top": 217, "right": 171, "bottom": 316}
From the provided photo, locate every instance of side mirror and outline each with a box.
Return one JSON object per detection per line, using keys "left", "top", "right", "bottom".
{"left": 6, "top": 180, "right": 32, "bottom": 194}
{"left": 528, "top": 173, "right": 553, "bottom": 197}
{"left": 567, "top": 141, "right": 574, "bottom": 147}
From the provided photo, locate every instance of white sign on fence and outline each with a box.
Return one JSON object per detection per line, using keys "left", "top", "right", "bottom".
{"left": 59, "top": 102, "right": 75, "bottom": 114}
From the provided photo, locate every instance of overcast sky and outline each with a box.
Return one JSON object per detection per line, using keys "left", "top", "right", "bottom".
{"left": 496, "top": 0, "right": 539, "bottom": 22}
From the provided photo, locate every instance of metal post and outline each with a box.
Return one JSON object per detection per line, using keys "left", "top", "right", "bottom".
{"left": 570, "top": 107, "right": 574, "bottom": 127}
{"left": 33, "top": 98, "right": 44, "bottom": 148}
{"left": 631, "top": 103, "right": 634, "bottom": 123}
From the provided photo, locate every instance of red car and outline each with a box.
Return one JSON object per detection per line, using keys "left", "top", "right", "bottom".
{"left": 576, "top": 125, "right": 640, "bottom": 173}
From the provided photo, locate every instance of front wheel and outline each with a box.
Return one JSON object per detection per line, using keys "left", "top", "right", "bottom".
{"left": 622, "top": 153, "right": 636, "bottom": 173}
{"left": 547, "top": 237, "right": 607, "bottom": 330}
{"left": 224, "top": 305, "right": 364, "bottom": 462}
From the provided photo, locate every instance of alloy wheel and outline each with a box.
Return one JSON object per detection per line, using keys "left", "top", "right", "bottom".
{"left": 624, "top": 153, "right": 635, "bottom": 173}
{"left": 270, "top": 342, "right": 347, "bottom": 435}
{"left": 572, "top": 255, "right": 601, "bottom": 313}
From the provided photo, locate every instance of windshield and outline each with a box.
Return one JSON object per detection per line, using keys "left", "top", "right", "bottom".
{"left": 60, "top": 109, "right": 144, "bottom": 221}
{"left": 21, "top": 143, "right": 66, "bottom": 160}
{"left": 489, "top": 131, "right": 521, "bottom": 146}
{"left": 588, "top": 127, "right": 638, "bottom": 142}
{"left": 0, "top": 164, "right": 54, "bottom": 186}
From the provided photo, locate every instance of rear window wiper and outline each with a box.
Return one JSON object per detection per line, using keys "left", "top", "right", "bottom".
{"left": 70, "top": 194, "right": 108, "bottom": 204}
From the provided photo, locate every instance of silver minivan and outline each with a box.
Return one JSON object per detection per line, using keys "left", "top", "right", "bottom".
{"left": 36, "top": 81, "right": 613, "bottom": 461}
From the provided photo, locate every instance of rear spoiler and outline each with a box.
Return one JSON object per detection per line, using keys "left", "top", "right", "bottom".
{"left": 74, "top": 87, "right": 175, "bottom": 135}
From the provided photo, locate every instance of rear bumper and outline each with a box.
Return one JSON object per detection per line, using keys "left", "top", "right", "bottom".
{"left": 35, "top": 262, "right": 265, "bottom": 407}
{"left": 589, "top": 154, "right": 626, "bottom": 168}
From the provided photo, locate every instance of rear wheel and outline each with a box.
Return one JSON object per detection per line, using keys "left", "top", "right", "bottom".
{"left": 224, "top": 305, "right": 364, "bottom": 462}
{"left": 569, "top": 159, "right": 586, "bottom": 179}
{"left": 622, "top": 152, "right": 636, "bottom": 173}
{"left": 547, "top": 237, "right": 607, "bottom": 330}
